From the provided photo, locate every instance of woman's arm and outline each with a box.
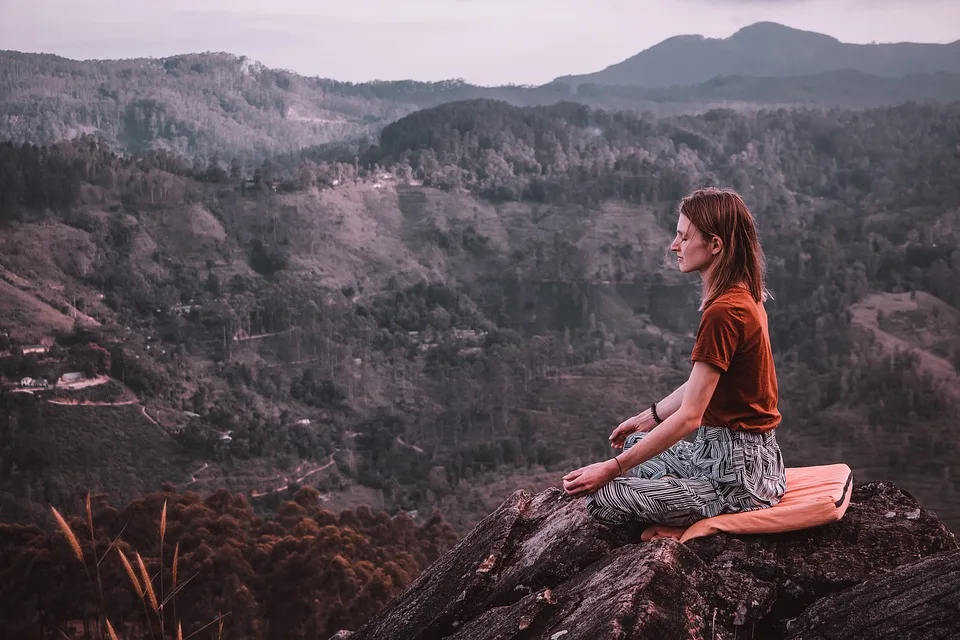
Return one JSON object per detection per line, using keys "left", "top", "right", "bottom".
{"left": 652, "top": 382, "right": 686, "bottom": 422}
{"left": 612, "top": 364, "right": 719, "bottom": 472}
{"left": 563, "top": 363, "right": 721, "bottom": 497}
{"left": 608, "top": 383, "right": 687, "bottom": 448}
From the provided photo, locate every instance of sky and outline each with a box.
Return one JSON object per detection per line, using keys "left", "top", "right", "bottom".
{"left": 1, "top": 0, "right": 958, "bottom": 86}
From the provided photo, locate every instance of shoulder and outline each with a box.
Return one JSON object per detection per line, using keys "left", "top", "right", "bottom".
{"left": 702, "top": 289, "right": 752, "bottom": 325}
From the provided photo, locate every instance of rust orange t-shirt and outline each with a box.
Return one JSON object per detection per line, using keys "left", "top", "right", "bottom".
{"left": 691, "top": 287, "right": 781, "bottom": 432}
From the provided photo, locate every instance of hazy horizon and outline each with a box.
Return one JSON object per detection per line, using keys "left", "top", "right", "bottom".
{"left": 1, "top": 0, "right": 958, "bottom": 85}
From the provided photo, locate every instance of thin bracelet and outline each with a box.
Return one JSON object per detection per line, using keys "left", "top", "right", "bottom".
{"left": 650, "top": 402, "right": 663, "bottom": 425}
{"left": 612, "top": 456, "right": 623, "bottom": 475}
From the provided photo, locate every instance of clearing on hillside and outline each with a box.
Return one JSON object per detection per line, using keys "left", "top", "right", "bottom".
{"left": 850, "top": 291, "right": 960, "bottom": 396}
{"left": 0, "top": 278, "right": 75, "bottom": 341}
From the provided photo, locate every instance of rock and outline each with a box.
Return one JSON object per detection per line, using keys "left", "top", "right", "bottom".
{"left": 784, "top": 548, "right": 960, "bottom": 639}
{"left": 347, "top": 482, "right": 958, "bottom": 640}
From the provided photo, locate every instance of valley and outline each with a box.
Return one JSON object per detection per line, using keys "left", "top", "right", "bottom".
{"left": 2, "top": 16, "right": 960, "bottom": 638}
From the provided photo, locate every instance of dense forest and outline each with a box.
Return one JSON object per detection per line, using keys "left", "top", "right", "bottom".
{"left": 0, "top": 487, "right": 457, "bottom": 638}
{"left": 1, "top": 97, "right": 960, "bottom": 635}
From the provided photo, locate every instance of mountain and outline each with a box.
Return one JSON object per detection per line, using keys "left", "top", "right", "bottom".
{"left": 555, "top": 22, "right": 960, "bottom": 88}
{"left": 4, "top": 48, "right": 960, "bottom": 163}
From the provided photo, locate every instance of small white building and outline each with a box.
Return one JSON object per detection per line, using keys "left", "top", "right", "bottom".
{"left": 21, "top": 345, "right": 47, "bottom": 355}
{"left": 60, "top": 372, "right": 87, "bottom": 384}
{"left": 20, "top": 377, "right": 49, "bottom": 388}
{"left": 170, "top": 304, "right": 201, "bottom": 316}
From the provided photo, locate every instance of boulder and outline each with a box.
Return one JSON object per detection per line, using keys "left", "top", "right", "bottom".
{"left": 785, "top": 548, "right": 960, "bottom": 639}
{"left": 345, "top": 482, "right": 958, "bottom": 640}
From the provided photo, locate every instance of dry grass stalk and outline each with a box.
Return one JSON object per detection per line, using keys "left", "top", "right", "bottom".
{"left": 105, "top": 618, "right": 120, "bottom": 640}
{"left": 159, "top": 499, "right": 167, "bottom": 631}
{"left": 136, "top": 552, "right": 160, "bottom": 612}
{"left": 117, "top": 548, "right": 144, "bottom": 598}
{"left": 172, "top": 542, "right": 180, "bottom": 589}
{"left": 181, "top": 611, "right": 229, "bottom": 640}
{"left": 160, "top": 499, "right": 168, "bottom": 544}
{"left": 162, "top": 571, "right": 197, "bottom": 609}
{"left": 50, "top": 506, "right": 83, "bottom": 563}
{"left": 85, "top": 493, "right": 94, "bottom": 541}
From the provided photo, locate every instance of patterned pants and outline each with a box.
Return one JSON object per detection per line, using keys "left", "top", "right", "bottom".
{"left": 585, "top": 426, "right": 786, "bottom": 527}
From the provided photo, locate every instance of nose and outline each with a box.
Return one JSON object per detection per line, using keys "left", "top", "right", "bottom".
{"left": 670, "top": 238, "right": 680, "bottom": 253}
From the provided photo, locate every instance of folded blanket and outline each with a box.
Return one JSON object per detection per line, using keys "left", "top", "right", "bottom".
{"left": 642, "top": 463, "right": 854, "bottom": 543}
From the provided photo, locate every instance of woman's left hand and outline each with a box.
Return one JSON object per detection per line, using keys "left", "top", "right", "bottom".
{"left": 562, "top": 460, "right": 619, "bottom": 497}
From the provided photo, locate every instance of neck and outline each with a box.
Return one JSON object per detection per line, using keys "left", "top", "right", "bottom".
{"left": 699, "top": 263, "right": 718, "bottom": 286}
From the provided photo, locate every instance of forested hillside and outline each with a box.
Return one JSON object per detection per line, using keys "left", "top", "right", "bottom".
{"left": 2, "top": 100, "right": 959, "bottom": 533}
{"left": 4, "top": 48, "right": 960, "bottom": 164}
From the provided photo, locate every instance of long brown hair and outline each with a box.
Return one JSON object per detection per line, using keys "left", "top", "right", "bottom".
{"left": 679, "top": 187, "right": 771, "bottom": 310}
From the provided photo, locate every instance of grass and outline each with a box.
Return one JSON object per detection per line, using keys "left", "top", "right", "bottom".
{"left": 51, "top": 494, "right": 226, "bottom": 640}
{"left": 0, "top": 278, "right": 75, "bottom": 341}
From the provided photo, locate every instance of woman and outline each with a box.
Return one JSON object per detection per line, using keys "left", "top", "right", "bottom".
{"left": 562, "top": 187, "right": 786, "bottom": 528}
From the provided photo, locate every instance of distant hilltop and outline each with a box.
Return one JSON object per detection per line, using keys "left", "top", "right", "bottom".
{"left": 554, "top": 21, "right": 960, "bottom": 88}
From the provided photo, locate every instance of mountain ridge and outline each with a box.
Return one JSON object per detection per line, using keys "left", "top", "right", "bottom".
{"left": 555, "top": 21, "right": 960, "bottom": 88}
{"left": 5, "top": 32, "right": 960, "bottom": 161}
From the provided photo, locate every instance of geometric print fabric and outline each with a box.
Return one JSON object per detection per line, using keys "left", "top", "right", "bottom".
{"left": 586, "top": 426, "right": 786, "bottom": 528}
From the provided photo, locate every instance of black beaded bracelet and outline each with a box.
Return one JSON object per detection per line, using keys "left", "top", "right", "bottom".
{"left": 650, "top": 401, "right": 663, "bottom": 425}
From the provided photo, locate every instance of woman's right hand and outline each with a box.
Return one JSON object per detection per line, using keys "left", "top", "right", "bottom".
{"left": 609, "top": 414, "right": 648, "bottom": 449}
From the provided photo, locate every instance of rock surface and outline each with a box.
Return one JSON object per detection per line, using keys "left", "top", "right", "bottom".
{"left": 785, "top": 548, "right": 960, "bottom": 639}
{"left": 345, "top": 482, "right": 958, "bottom": 640}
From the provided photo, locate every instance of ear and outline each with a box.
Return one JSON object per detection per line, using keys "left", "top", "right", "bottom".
{"left": 709, "top": 235, "right": 723, "bottom": 256}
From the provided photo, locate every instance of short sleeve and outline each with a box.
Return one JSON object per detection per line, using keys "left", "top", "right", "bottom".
{"left": 691, "top": 302, "right": 742, "bottom": 372}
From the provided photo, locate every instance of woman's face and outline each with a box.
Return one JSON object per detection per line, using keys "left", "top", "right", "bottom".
{"left": 671, "top": 213, "right": 717, "bottom": 275}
